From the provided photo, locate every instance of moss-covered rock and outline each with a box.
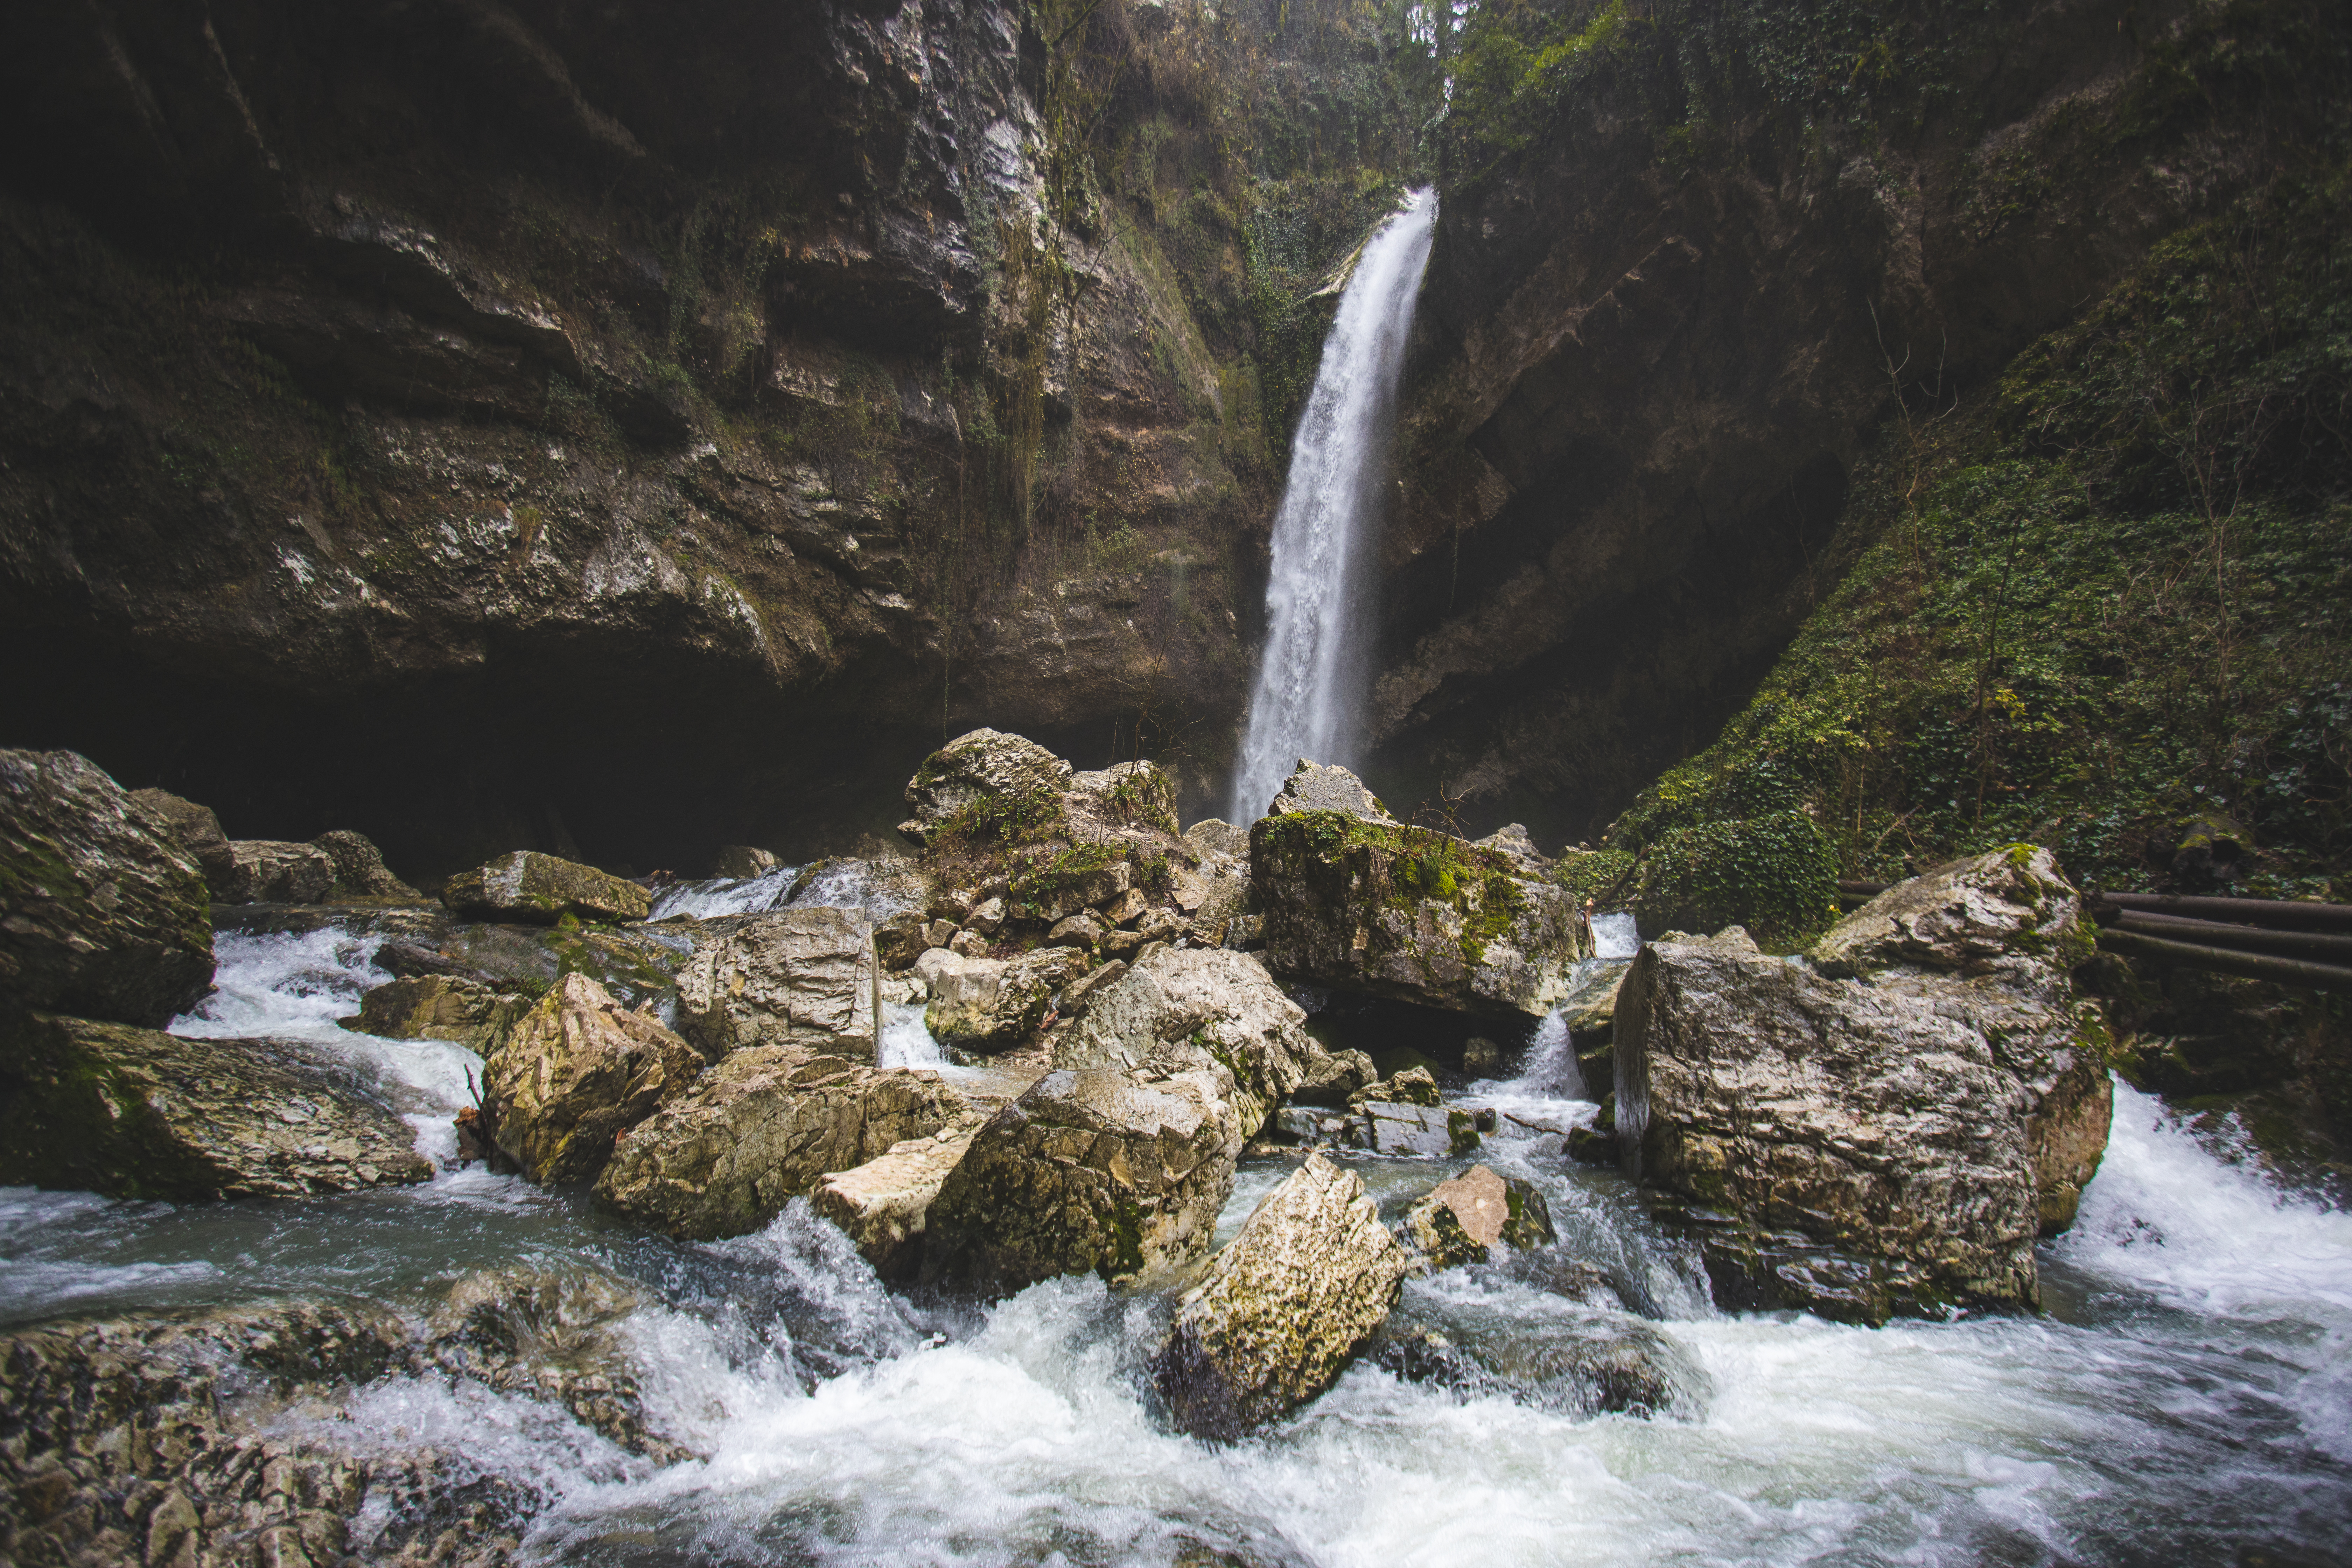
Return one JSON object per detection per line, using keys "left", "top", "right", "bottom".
{"left": 442, "top": 851, "right": 651, "bottom": 925}
{"left": 0, "top": 1012, "right": 432, "bottom": 1199}
{"left": 1252, "top": 810, "right": 1584, "bottom": 1018}
{"left": 1400, "top": 1163, "right": 1556, "bottom": 1273}
{"left": 0, "top": 749, "right": 214, "bottom": 1028}
{"left": 1151, "top": 1154, "right": 1408, "bottom": 1440}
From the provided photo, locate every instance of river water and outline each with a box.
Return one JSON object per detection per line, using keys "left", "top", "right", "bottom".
{"left": 4, "top": 922, "right": 2349, "bottom": 1566}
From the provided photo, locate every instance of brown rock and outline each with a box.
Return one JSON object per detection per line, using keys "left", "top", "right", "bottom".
{"left": 484, "top": 973, "right": 704, "bottom": 1187}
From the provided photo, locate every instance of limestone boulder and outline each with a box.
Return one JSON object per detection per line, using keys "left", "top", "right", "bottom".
{"left": 1400, "top": 1163, "right": 1555, "bottom": 1272}
{"left": 595, "top": 1045, "right": 965, "bottom": 1240}
{"left": 874, "top": 909, "right": 929, "bottom": 969}
{"left": 1614, "top": 921, "right": 2109, "bottom": 1322}
{"left": 922, "top": 1063, "right": 1255, "bottom": 1291}
{"left": 222, "top": 839, "right": 338, "bottom": 903}
{"left": 899, "top": 728, "right": 1074, "bottom": 845}
{"left": 0, "top": 749, "right": 215, "bottom": 1028}
{"left": 1184, "top": 858, "right": 1253, "bottom": 948}
{"left": 1183, "top": 818, "right": 1251, "bottom": 859}
{"left": 1264, "top": 759, "right": 1396, "bottom": 823}
{"left": 1055, "top": 948, "right": 1316, "bottom": 1127}
{"left": 442, "top": 850, "right": 651, "bottom": 924}
{"left": 1811, "top": 845, "right": 2091, "bottom": 998}
{"left": 345, "top": 973, "right": 528, "bottom": 1054}
{"left": 483, "top": 973, "right": 704, "bottom": 1187}
{"left": 127, "top": 786, "right": 237, "bottom": 894}
{"left": 310, "top": 828, "right": 421, "bottom": 899}
{"left": 1373, "top": 1297, "right": 1707, "bottom": 1420}
{"left": 1066, "top": 759, "right": 1181, "bottom": 837}
{"left": 1353, "top": 1064, "right": 1441, "bottom": 1107}
{"left": 1471, "top": 822, "right": 1552, "bottom": 877}
{"left": 1251, "top": 811, "right": 1584, "bottom": 1018}
{"left": 1290, "top": 1045, "right": 1376, "bottom": 1106}
{"left": 920, "top": 944, "right": 1087, "bottom": 1054}
{"left": 0, "top": 1012, "right": 432, "bottom": 1198}
{"left": 1151, "top": 1154, "right": 1409, "bottom": 1439}
{"left": 812, "top": 1112, "right": 990, "bottom": 1279}
{"left": 1333, "top": 1100, "right": 1483, "bottom": 1157}
{"left": 676, "top": 908, "right": 879, "bottom": 1059}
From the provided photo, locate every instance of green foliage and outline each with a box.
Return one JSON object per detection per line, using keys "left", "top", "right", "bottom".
{"left": 1584, "top": 170, "right": 2352, "bottom": 913}
{"left": 1629, "top": 812, "right": 1841, "bottom": 949}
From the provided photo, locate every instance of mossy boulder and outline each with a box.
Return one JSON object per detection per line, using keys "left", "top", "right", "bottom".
{"left": 1810, "top": 844, "right": 2090, "bottom": 994}
{"left": 0, "top": 1012, "right": 432, "bottom": 1198}
{"left": 0, "top": 749, "right": 214, "bottom": 1028}
{"left": 1251, "top": 810, "right": 1585, "bottom": 1018}
{"left": 1400, "top": 1163, "right": 1556, "bottom": 1273}
{"left": 898, "top": 728, "right": 1073, "bottom": 847}
{"left": 1150, "top": 1154, "right": 1408, "bottom": 1439}
{"left": 442, "top": 850, "right": 651, "bottom": 925}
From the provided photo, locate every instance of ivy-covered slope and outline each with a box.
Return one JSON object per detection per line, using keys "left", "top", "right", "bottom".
{"left": 1567, "top": 165, "right": 2350, "bottom": 946}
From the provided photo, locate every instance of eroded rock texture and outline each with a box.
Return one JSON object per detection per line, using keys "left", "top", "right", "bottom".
{"left": 483, "top": 972, "right": 703, "bottom": 1187}
{"left": 1, "top": 1011, "right": 432, "bottom": 1199}
{"left": 676, "top": 908, "right": 879, "bottom": 1059}
{"left": 0, "top": 748, "right": 214, "bottom": 1028}
{"left": 1614, "top": 850, "right": 2112, "bottom": 1321}
{"left": 1152, "top": 1154, "right": 1408, "bottom": 1439}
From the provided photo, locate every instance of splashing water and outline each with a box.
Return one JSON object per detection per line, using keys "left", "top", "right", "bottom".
{"left": 1231, "top": 189, "right": 1438, "bottom": 821}
{"left": 1589, "top": 910, "right": 1640, "bottom": 960}
{"left": 649, "top": 864, "right": 801, "bottom": 920}
{"left": 8, "top": 925, "right": 2352, "bottom": 1564}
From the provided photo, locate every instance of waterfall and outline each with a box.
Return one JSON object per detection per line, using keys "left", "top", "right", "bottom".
{"left": 1230, "top": 188, "right": 1437, "bottom": 821}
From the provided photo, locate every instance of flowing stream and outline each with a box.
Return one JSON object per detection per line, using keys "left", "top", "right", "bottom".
{"left": 1230, "top": 190, "right": 1438, "bottom": 822}
{"left": 5, "top": 925, "right": 2351, "bottom": 1564}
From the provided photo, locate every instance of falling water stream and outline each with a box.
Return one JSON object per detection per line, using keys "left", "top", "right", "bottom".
{"left": 1230, "top": 190, "right": 1438, "bottom": 822}
{"left": 5, "top": 920, "right": 2349, "bottom": 1565}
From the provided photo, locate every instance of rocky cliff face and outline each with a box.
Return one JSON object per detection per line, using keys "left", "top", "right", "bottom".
{"left": 0, "top": 0, "right": 1426, "bottom": 873}
{"left": 1360, "top": 0, "right": 2342, "bottom": 841}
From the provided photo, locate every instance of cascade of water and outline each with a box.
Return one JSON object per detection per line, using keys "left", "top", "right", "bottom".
{"left": 1230, "top": 189, "right": 1437, "bottom": 821}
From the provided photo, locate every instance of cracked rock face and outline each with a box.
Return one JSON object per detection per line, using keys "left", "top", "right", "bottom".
{"left": 483, "top": 972, "right": 704, "bottom": 1188}
{"left": 0, "top": 748, "right": 215, "bottom": 1029}
{"left": 676, "top": 908, "right": 880, "bottom": 1059}
{"left": 1615, "top": 849, "right": 2113, "bottom": 1322}
{"left": 595, "top": 1043, "right": 965, "bottom": 1241}
{"left": 442, "top": 852, "right": 650, "bottom": 925}
{"left": 0, "top": 1011, "right": 433, "bottom": 1200}
{"left": 1151, "top": 1154, "right": 1408, "bottom": 1440}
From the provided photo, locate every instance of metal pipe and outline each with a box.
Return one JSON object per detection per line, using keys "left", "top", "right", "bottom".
{"left": 2108, "top": 910, "right": 2352, "bottom": 964}
{"left": 2094, "top": 928, "right": 2352, "bottom": 995}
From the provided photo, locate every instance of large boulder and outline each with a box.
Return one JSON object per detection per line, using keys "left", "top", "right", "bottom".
{"left": 0, "top": 1012, "right": 433, "bottom": 1198}
{"left": 221, "top": 839, "right": 338, "bottom": 903}
{"left": 127, "top": 786, "right": 237, "bottom": 894}
{"left": 1054, "top": 948, "right": 1315, "bottom": 1124}
{"left": 1150, "top": 1154, "right": 1409, "bottom": 1439}
{"left": 1614, "top": 874, "right": 2111, "bottom": 1322}
{"left": 918, "top": 944, "right": 1087, "bottom": 1054}
{"left": 812, "top": 1113, "right": 990, "bottom": 1279}
{"left": 1264, "top": 759, "right": 1395, "bottom": 822}
{"left": 920, "top": 1064, "right": 1255, "bottom": 1291}
{"left": 442, "top": 850, "right": 651, "bottom": 924}
{"left": 676, "top": 908, "right": 879, "bottom": 1059}
{"left": 1251, "top": 811, "right": 1585, "bottom": 1018}
{"left": 482, "top": 973, "right": 705, "bottom": 1187}
{"left": 595, "top": 1045, "right": 966, "bottom": 1240}
{"left": 1811, "top": 845, "right": 2091, "bottom": 997}
{"left": 898, "top": 728, "right": 1073, "bottom": 845}
{"left": 922, "top": 950, "right": 1318, "bottom": 1290}
{"left": 0, "top": 749, "right": 215, "bottom": 1028}
{"left": 345, "top": 973, "right": 529, "bottom": 1053}
{"left": 310, "top": 828, "right": 422, "bottom": 900}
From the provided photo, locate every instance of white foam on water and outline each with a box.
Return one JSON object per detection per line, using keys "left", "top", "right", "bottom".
{"left": 1590, "top": 910, "right": 1640, "bottom": 959}
{"left": 2057, "top": 1079, "right": 2352, "bottom": 1317}
{"left": 877, "top": 1000, "right": 948, "bottom": 1071}
{"left": 650, "top": 866, "right": 800, "bottom": 921}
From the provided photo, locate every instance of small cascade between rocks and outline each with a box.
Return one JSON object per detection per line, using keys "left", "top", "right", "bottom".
{"left": 1230, "top": 189, "right": 1437, "bottom": 822}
